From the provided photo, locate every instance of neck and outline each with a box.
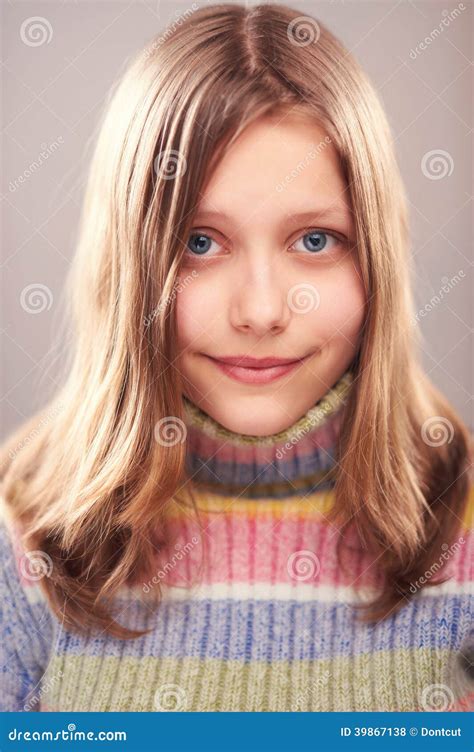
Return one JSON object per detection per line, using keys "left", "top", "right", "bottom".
{"left": 182, "top": 370, "right": 353, "bottom": 498}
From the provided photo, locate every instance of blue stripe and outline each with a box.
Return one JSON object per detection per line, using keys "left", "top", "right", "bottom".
{"left": 186, "top": 447, "right": 335, "bottom": 486}
{"left": 60, "top": 594, "right": 472, "bottom": 663}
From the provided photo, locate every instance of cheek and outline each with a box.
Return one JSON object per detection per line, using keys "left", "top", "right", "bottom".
{"left": 313, "top": 263, "right": 366, "bottom": 345}
{"left": 175, "top": 274, "right": 222, "bottom": 349}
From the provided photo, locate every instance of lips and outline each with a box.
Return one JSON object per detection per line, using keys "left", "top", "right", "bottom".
{"left": 203, "top": 353, "right": 308, "bottom": 385}
{"left": 210, "top": 355, "right": 303, "bottom": 368}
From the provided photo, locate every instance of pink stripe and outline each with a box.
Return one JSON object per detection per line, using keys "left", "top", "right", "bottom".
{"left": 459, "top": 532, "right": 471, "bottom": 580}
{"left": 270, "top": 507, "right": 278, "bottom": 584}
{"left": 186, "top": 414, "right": 341, "bottom": 464}
{"left": 248, "top": 515, "right": 256, "bottom": 584}
{"left": 157, "top": 515, "right": 374, "bottom": 588}
{"left": 8, "top": 505, "right": 471, "bottom": 594}
{"left": 183, "top": 514, "right": 191, "bottom": 584}
{"left": 156, "top": 515, "right": 474, "bottom": 590}
{"left": 225, "top": 512, "right": 233, "bottom": 581}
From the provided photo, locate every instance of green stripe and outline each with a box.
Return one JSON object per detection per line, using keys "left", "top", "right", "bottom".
{"left": 41, "top": 647, "right": 454, "bottom": 712}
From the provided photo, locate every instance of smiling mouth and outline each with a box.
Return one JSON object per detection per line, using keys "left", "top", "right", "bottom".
{"left": 202, "top": 353, "right": 310, "bottom": 385}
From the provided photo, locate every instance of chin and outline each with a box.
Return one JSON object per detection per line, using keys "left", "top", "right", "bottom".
{"left": 213, "top": 407, "right": 296, "bottom": 437}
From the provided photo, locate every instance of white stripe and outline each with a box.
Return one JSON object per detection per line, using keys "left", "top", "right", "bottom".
{"left": 138, "top": 579, "right": 473, "bottom": 603}
{"left": 23, "top": 576, "right": 473, "bottom": 606}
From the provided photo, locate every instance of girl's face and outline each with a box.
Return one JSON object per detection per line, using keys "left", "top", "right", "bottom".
{"left": 176, "top": 111, "right": 366, "bottom": 436}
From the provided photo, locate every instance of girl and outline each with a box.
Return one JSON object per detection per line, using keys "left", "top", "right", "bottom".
{"left": 0, "top": 3, "right": 472, "bottom": 713}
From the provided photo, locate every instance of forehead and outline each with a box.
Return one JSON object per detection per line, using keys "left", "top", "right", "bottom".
{"left": 196, "top": 112, "right": 350, "bottom": 221}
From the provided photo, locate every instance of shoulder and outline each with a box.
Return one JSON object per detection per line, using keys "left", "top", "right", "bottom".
{"left": 0, "top": 499, "right": 58, "bottom": 710}
{"left": 0, "top": 498, "right": 53, "bottom": 619}
{"left": 451, "top": 481, "right": 473, "bottom": 581}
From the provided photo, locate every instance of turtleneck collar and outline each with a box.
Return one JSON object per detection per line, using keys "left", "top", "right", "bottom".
{"left": 182, "top": 370, "right": 353, "bottom": 499}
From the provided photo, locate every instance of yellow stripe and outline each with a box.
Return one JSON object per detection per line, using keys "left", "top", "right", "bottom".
{"left": 170, "top": 489, "right": 335, "bottom": 519}
{"left": 41, "top": 648, "right": 457, "bottom": 712}
{"left": 169, "top": 484, "right": 474, "bottom": 531}
{"left": 463, "top": 483, "right": 474, "bottom": 529}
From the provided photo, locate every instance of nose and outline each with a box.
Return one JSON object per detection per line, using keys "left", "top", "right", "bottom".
{"left": 229, "top": 256, "right": 291, "bottom": 336}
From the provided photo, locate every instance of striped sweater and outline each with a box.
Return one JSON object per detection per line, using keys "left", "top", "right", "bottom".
{"left": 1, "top": 370, "right": 472, "bottom": 712}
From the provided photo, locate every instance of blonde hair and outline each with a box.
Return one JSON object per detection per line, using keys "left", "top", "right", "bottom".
{"left": 1, "top": 3, "right": 471, "bottom": 638}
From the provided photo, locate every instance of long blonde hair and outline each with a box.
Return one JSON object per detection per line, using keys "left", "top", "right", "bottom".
{"left": 1, "top": 3, "right": 471, "bottom": 638}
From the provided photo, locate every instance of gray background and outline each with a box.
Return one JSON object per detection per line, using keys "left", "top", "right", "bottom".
{"left": 1, "top": 0, "right": 472, "bottom": 437}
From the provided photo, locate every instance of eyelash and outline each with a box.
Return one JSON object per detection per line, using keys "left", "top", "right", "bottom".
{"left": 185, "top": 228, "right": 347, "bottom": 260}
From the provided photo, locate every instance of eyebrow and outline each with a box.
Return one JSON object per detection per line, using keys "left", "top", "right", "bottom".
{"left": 192, "top": 207, "right": 351, "bottom": 225}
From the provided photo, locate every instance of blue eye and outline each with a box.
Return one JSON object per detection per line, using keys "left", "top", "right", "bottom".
{"left": 292, "top": 230, "right": 337, "bottom": 254}
{"left": 185, "top": 228, "right": 343, "bottom": 260}
{"left": 187, "top": 233, "right": 216, "bottom": 255}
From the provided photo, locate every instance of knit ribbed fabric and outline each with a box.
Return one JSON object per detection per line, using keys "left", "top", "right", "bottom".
{"left": 182, "top": 369, "right": 353, "bottom": 498}
{"left": 1, "top": 370, "right": 473, "bottom": 712}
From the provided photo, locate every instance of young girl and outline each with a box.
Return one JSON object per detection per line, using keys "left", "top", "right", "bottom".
{"left": 1, "top": 3, "right": 472, "bottom": 713}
